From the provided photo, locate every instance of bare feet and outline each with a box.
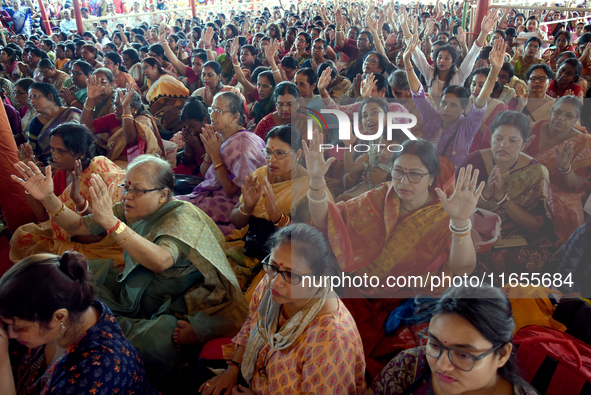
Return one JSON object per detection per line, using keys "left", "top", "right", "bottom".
{"left": 173, "top": 320, "right": 199, "bottom": 345}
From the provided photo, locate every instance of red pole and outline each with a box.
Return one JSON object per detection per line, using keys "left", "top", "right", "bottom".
{"left": 72, "top": 0, "right": 84, "bottom": 35}
{"left": 473, "top": 0, "right": 491, "bottom": 39}
{"left": 190, "top": 0, "right": 197, "bottom": 18}
{"left": 36, "top": 0, "right": 51, "bottom": 35}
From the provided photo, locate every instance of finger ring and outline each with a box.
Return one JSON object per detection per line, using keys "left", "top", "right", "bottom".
{"left": 205, "top": 383, "right": 211, "bottom": 388}
{"left": 101, "top": 192, "right": 105, "bottom": 196}
{"left": 461, "top": 187, "right": 470, "bottom": 190}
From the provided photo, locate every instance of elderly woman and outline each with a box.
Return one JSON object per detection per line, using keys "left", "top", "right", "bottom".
{"left": 460, "top": 111, "right": 559, "bottom": 275}
{"left": 27, "top": 82, "right": 81, "bottom": 166}
{"left": 12, "top": 155, "right": 248, "bottom": 383}
{"left": 508, "top": 64, "right": 556, "bottom": 123}
{"left": 82, "top": 81, "right": 163, "bottom": 168}
{"left": 82, "top": 68, "right": 116, "bottom": 123}
{"left": 60, "top": 60, "right": 93, "bottom": 111}
{"left": 200, "top": 224, "right": 367, "bottom": 395}
{"left": 142, "top": 57, "right": 190, "bottom": 134}
{"left": 14, "top": 78, "right": 38, "bottom": 134}
{"left": 0, "top": 251, "right": 156, "bottom": 394}
{"left": 37, "top": 58, "right": 70, "bottom": 93}
{"left": 10, "top": 122, "right": 125, "bottom": 264}
{"left": 176, "top": 92, "right": 266, "bottom": 236}
{"left": 225, "top": 125, "right": 332, "bottom": 292}
{"left": 370, "top": 285, "right": 537, "bottom": 395}
{"left": 525, "top": 96, "right": 591, "bottom": 242}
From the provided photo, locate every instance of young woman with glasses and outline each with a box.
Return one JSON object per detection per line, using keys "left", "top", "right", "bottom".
{"left": 370, "top": 285, "right": 537, "bottom": 395}
{"left": 199, "top": 223, "right": 366, "bottom": 395}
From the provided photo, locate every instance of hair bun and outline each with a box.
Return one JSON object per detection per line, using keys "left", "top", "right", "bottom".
{"left": 59, "top": 251, "right": 89, "bottom": 281}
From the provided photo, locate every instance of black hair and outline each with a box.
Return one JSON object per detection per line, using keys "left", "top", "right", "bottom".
{"left": 29, "top": 47, "right": 48, "bottom": 60}
{"left": 295, "top": 67, "right": 318, "bottom": 90}
{"left": 525, "top": 63, "right": 554, "bottom": 81}
{"left": 525, "top": 36, "right": 542, "bottom": 50}
{"left": 501, "top": 61, "right": 515, "bottom": 81}
{"left": 318, "top": 62, "right": 337, "bottom": 79}
{"left": 442, "top": 85, "right": 471, "bottom": 108}
{"left": 122, "top": 48, "right": 141, "bottom": 65}
{"left": 557, "top": 57, "right": 582, "bottom": 83}
{"left": 432, "top": 45, "right": 458, "bottom": 91}
{"left": 280, "top": 56, "right": 298, "bottom": 70}
{"left": 267, "top": 223, "right": 343, "bottom": 295}
{"left": 553, "top": 95, "right": 583, "bottom": 119}
{"left": 241, "top": 44, "right": 258, "bottom": 56}
{"left": 2, "top": 47, "right": 18, "bottom": 64}
{"left": 393, "top": 139, "right": 441, "bottom": 180}
{"left": 48, "top": 123, "right": 96, "bottom": 168}
{"left": 493, "top": 29, "right": 506, "bottom": 40}
{"left": 29, "top": 82, "right": 62, "bottom": 106}
{"left": 437, "top": 31, "right": 451, "bottom": 40}
{"left": 359, "top": 98, "right": 410, "bottom": 144}
{"left": 104, "top": 52, "right": 126, "bottom": 72}
{"left": 478, "top": 46, "right": 493, "bottom": 60}
{"left": 181, "top": 96, "right": 210, "bottom": 123}
{"left": 142, "top": 57, "right": 166, "bottom": 77}
{"left": 37, "top": 58, "right": 55, "bottom": 70}
{"left": 41, "top": 38, "right": 55, "bottom": 50}
{"left": 148, "top": 44, "right": 169, "bottom": 62}
{"left": 14, "top": 77, "right": 35, "bottom": 92}
{"left": 428, "top": 285, "right": 536, "bottom": 392}
{"left": 471, "top": 67, "right": 501, "bottom": 92}
{"left": 265, "top": 123, "right": 302, "bottom": 152}
{"left": 296, "top": 31, "right": 312, "bottom": 51}
{"left": 578, "top": 33, "right": 591, "bottom": 49}
{"left": 505, "top": 27, "right": 517, "bottom": 38}
{"left": 490, "top": 110, "right": 531, "bottom": 141}
{"left": 224, "top": 23, "right": 239, "bottom": 38}
{"left": 216, "top": 91, "right": 247, "bottom": 125}
{"left": 0, "top": 252, "right": 94, "bottom": 330}
{"left": 372, "top": 73, "right": 394, "bottom": 98}
{"left": 274, "top": 81, "right": 299, "bottom": 101}
{"left": 203, "top": 60, "right": 222, "bottom": 75}
{"left": 135, "top": 35, "right": 148, "bottom": 46}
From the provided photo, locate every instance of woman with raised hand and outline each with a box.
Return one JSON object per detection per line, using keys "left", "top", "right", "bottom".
{"left": 405, "top": 34, "right": 504, "bottom": 167}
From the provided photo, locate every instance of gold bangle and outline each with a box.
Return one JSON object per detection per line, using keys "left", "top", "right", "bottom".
{"left": 238, "top": 204, "right": 252, "bottom": 216}
{"left": 214, "top": 162, "right": 225, "bottom": 170}
{"left": 48, "top": 202, "right": 66, "bottom": 217}
{"left": 84, "top": 103, "right": 95, "bottom": 112}
{"left": 347, "top": 173, "right": 358, "bottom": 181}
{"left": 116, "top": 231, "right": 136, "bottom": 245}
{"left": 111, "top": 222, "right": 128, "bottom": 237}
{"left": 487, "top": 76, "right": 498, "bottom": 82}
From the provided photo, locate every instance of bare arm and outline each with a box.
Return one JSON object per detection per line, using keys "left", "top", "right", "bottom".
{"left": 474, "top": 38, "right": 503, "bottom": 108}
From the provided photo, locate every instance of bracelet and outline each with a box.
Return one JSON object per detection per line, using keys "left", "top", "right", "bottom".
{"left": 84, "top": 103, "right": 95, "bottom": 112}
{"left": 116, "top": 231, "right": 136, "bottom": 245}
{"left": 24, "top": 190, "right": 30, "bottom": 195}
{"left": 449, "top": 219, "right": 471, "bottom": 233}
{"left": 226, "top": 359, "right": 241, "bottom": 369}
{"left": 404, "top": 34, "right": 412, "bottom": 39}
{"left": 232, "top": 63, "right": 240, "bottom": 67}
{"left": 273, "top": 213, "right": 291, "bottom": 227}
{"left": 307, "top": 189, "right": 328, "bottom": 204}
{"left": 239, "top": 204, "right": 253, "bottom": 216}
{"left": 204, "top": 44, "right": 211, "bottom": 49}
{"left": 558, "top": 164, "right": 572, "bottom": 175}
{"left": 48, "top": 202, "right": 66, "bottom": 217}
{"left": 203, "top": 159, "right": 212, "bottom": 165}
{"left": 111, "top": 221, "right": 128, "bottom": 237}
{"left": 496, "top": 192, "right": 509, "bottom": 206}
{"left": 214, "top": 162, "right": 225, "bottom": 170}
{"left": 487, "top": 76, "right": 498, "bottom": 82}
{"left": 107, "top": 220, "right": 122, "bottom": 235}
{"left": 309, "top": 182, "right": 326, "bottom": 192}
{"left": 75, "top": 199, "right": 89, "bottom": 213}
{"left": 500, "top": 195, "right": 511, "bottom": 207}
{"left": 406, "top": 67, "right": 414, "bottom": 72}
{"left": 347, "top": 172, "right": 358, "bottom": 181}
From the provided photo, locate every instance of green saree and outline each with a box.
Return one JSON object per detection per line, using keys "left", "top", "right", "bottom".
{"left": 84, "top": 200, "right": 248, "bottom": 380}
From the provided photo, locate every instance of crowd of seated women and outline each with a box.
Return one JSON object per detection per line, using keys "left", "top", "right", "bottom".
{"left": 1, "top": 0, "right": 591, "bottom": 393}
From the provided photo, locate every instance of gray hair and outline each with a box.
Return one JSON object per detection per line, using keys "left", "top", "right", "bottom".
{"left": 92, "top": 67, "right": 115, "bottom": 83}
{"left": 127, "top": 155, "right": 174, "bottom": 200}
{"left": 214, "top": 91, "right": 247, "bottom": 126}
{"left": 388, "top": 70, "right": 410, "bottom": 91}
{"left": 114, "top": 88, "right": 148, "bottom": 115}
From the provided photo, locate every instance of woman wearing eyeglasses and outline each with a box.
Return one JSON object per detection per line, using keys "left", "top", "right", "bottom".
{"left": 508, "top": 64, "right": 555, "bottom": 123}
{"left": 200, "top": 223, "right": 366, "bottom": 395}
{"left": 10, "top": 123, "right": 125, "bottom": 265}
{"left": 103, "top": 52, "right": 140, "bottom": 93}
{"left": 370, "top": 285, "right": 537, "bottom": 395}
{"left": 12, "top": 154, "right": 248, "bottom": 383}
{"left": 524, "top": 96, "right": 591, "bottom": 243}
{"left": 27, "top": 82, "right": 81, "bottom": 166}
{"left": 459, "top": 110, "right": 559, "bottom": 276}
{"left": 176, "top": 91, "right": 266, "bottom": 236}
{"left": 222, "top": 125, "right": 332, "bottom": 293}
{"left": 14, "top": 78, "right": 38, "bottom": 134}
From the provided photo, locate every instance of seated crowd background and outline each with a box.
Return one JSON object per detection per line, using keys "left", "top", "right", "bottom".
{"left": 1, "top": 0, "right": 591, "bottom": 393}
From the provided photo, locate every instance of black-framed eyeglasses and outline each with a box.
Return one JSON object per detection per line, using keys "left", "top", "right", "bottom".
{"left": 418, "top": 333, "right": 503, "bottom": 372}
{"left": 262, "top": 148, "right": 294, "bottom": 160}
{"left": 391, "top": 169, "right": 430, "bottom": 184}
{"left": 118, "top": 183, "right": 164, "bottom": 197}
{"left": 261, "top": 254, "right": 312, "bottom": 285}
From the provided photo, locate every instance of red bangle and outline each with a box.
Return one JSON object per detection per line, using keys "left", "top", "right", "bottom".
{"left": 107, "top": 220, "right": 121, "bottom": 235}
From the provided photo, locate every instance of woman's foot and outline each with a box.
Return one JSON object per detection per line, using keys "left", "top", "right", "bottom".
{"left": 173, "top": 320, "right": 199, "bottom": 345}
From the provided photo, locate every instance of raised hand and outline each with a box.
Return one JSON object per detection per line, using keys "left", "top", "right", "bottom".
{"left": 159, "top": 22, "right": 168, "bottom": 43}
{"left": 360, "top": 73, "right": 376, "bottom": 98}
{"left": 489, "top": 38, "right": 505, "bottom": 70}
{"left": 12, "top": 160, "right": 54, "bottom": 201}
{"left": 202, "top": 26, "right": 214, "bottom": 47}
{"left": 200, "top": 124, "right": 222, "bottom": 159}
{"left": 261, "top": 177, "right": 281, "bottom": 221}
{"left": 302, "top": 128, "right": 335, "bottom": 180}
{"left": 122, "top": 83, "right": 135, "bottom": 111}
{"left": 435, "top": 164, "right": 485, "bottom": 223}
{"left": 457, "top": 26, "right": 466, "bottom": 46}
{"left": 69, "top": 159, "right": 84, "bottom": 207}
{"left": 317, "top": 66, "right": 332, "bottom": 94}
{"left": 554, "top": 141, "right": 574, "bottom": 171}
{"left": 404, "top": 33, "right": 420, "bottom": 62}
{"left": 18, "top": 143, "right": 34, "bottom": 164}
{"left": 241, "top": 173, "right": 262, "bottom": 211}
{"left": 230, "top": 38, "right": 240, "bottom": 63}
{"left": 481, "top": 9, "right": 499, "bottom": 34}
{"left": 88, "top": 173, "right": 117, "bottom": 228}
{"left": 86, "top": 74, "right": 102, "bottom": 101}
{"left": 515, "top": 84, "right": 529, "bottom": 108}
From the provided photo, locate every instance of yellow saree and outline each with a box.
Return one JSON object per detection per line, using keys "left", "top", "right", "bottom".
{"left": 9, "top": 156, "right": 126, "bottom": 265}
{"left": 106, "top": 114, "right": 164, "bottom": 169}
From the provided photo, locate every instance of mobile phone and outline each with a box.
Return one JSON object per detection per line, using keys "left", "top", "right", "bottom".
{"left": 179, "top": 39, "right": 189, "bottom": 47}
